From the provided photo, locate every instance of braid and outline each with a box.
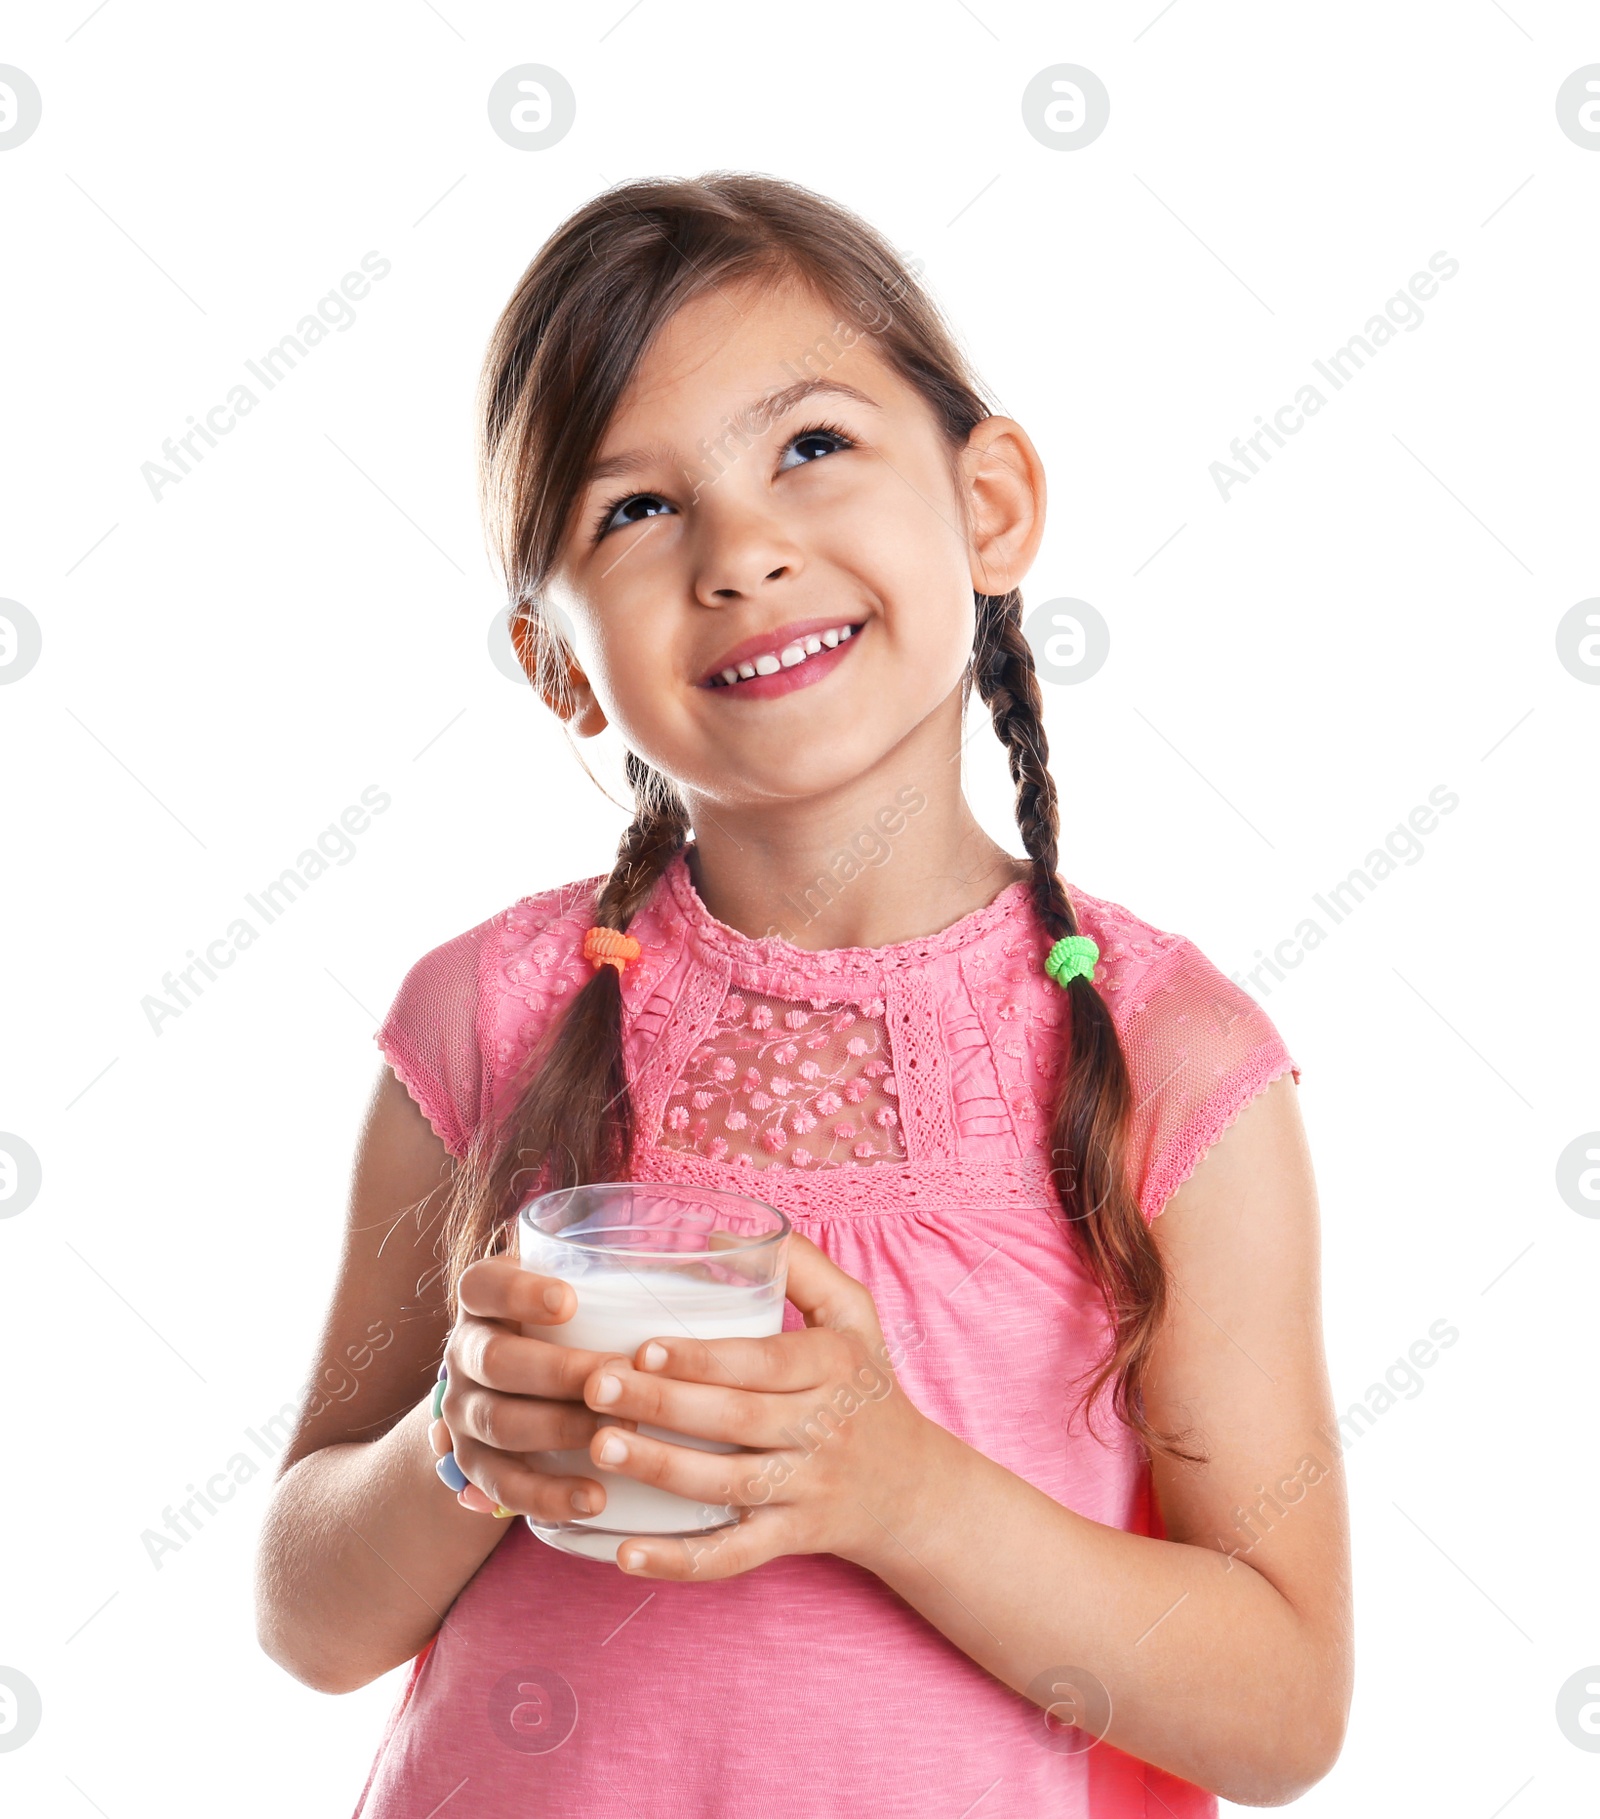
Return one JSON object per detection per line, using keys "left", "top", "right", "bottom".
{"left": 436, "top": 748, "right": 688, "bottom": 1319}
{"left": 972, "top": 591, "right": 1203, "bottom": 1466}
{"left": 593, "top": 751, "right": 691, "bottom": 926}
{"left": 971, "top": 592, "right": 1074, "bottom": 937}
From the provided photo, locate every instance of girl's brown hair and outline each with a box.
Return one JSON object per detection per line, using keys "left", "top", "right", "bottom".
{"left": 441, "top": 172, "right": 1200, "bottom": 1466}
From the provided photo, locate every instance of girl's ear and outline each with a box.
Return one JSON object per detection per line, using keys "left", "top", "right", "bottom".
{"left": 512, "top": 612, "right": 609, "bottom": 738}
{"left": 960, "top": 416, "right": 1047, "bottom": 596}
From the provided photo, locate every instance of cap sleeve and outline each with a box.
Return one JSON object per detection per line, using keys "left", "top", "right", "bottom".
{"left": 1116, "top": 938, "right": 1302, "bottom": 1224}
{"left": 374, "top": 918, "right": 498, "bottom": 1160}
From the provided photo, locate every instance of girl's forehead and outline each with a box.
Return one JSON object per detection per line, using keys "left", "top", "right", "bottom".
{"left": 601, "top": 276, "right": 904, "bottom": 444}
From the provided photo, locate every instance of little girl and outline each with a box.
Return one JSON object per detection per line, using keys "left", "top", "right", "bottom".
{"left": 256, "top": 174, "right": 1352, "bottom": 1817}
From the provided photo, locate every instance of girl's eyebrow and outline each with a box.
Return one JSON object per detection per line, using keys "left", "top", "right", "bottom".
{"left": 744, "top": 377, "right": 881, "bottom": 431}
{"left": 583, "top": 378, "right": 881, "bottom": 485}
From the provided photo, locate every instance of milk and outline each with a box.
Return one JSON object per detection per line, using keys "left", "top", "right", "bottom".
{"left": 524, "top": 1266, "right": 785, "bottom": 1540}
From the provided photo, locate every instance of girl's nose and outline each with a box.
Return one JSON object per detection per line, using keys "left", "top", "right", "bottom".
{"left": 690, "top": 509, "right": 805, "bottom": 605}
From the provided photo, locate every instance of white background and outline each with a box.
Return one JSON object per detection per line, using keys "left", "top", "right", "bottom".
{"left": 2, "top": 1, "right": 1597, "bottom": 1813}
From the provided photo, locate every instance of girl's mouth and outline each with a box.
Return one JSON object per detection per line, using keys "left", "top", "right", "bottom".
{"left": 700, "top": 620, "right": 867, "bottom": 701}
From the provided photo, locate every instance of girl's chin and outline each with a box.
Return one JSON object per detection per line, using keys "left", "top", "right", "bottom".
{"left": 677, "top": 739, "right": 906, "bottom": 809}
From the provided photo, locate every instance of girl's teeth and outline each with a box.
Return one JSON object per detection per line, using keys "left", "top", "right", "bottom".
{"left": 711, "top": 624, "right": 859, "bottom": 685}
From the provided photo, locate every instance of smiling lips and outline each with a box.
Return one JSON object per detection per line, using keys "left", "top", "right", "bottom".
{"left": 700, "top": 617, "right": 865, "bottom": 696}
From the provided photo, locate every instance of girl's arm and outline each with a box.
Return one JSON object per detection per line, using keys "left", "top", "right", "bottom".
{"left": 845, "top": 1073, "right": 1353, "bottom": 1807}
{"left": 254, "top": 1068, "right": 509, "bottom": 1692}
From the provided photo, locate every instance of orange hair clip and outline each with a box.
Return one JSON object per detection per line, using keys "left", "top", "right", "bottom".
{"left": 582, "top": 925, "right": 641, "bottom": 975}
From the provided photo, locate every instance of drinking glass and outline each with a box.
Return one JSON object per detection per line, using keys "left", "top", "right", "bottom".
{"left": 516, "top": 1181, "right": 791, "bottom": 1563}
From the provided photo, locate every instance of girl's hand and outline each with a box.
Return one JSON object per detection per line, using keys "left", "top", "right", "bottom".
{"left": 577, "top": 1232, "right": 945, "bottom": 1581}
{"left": 429, "top": 1257, "right": 638, "bottom": 1523}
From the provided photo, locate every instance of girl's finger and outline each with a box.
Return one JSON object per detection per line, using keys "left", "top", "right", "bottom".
{"left": 457, "top": 1255, "right": 575, "bottom": 1324}
{"left": 586, "top": 1358, "right": 793, "bottom": 1449}
{"left": 589, "top": 1422, "right": 775, "bottom": 1511}
{"left": 456, "top": 1480, "right": 502, "bottom": 1517}
{"left": 454, "top": 1315, "right": 633, "bottom": 1404}
{"left": 627, "top": 1325, "right": 854, "bottom": 1396}
{"left": 585, "top": 1367, "right": 810, "bottom": 1447}
{"left": 450, "top": 1385, "right": 611, "bottom": 1456}
{"left": 452, "top": 1432, "right": 609, "bottom": 1524}
{"left": 778, "top": 1232, "right": 884, "bottom": 1337}
{"left": 616, "top": 1504, "right": 782, "bottom": 1583}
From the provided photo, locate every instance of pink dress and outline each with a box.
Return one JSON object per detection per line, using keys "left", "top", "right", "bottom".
{"left": 354, "top": 849, "right": 1300, "bottom": 1817}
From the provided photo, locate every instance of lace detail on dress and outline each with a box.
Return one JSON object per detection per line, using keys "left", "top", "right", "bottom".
{"left": 626, "top": 937, "right": 730, "bottom": 1148}
{"left": 655, "top": 848, "right": 1035, "bottom": 983}
{"left": 373, "top": 917, "right": 496, "bottom": 1158}
{"left": 890, "top": 969, "right": 958, "bottom": 1162}
{"left": 1068, "top": 888, "right": 1185, "bottom": 989}
{"left": 656, "top": 985, "right": 906, "bottom": 1168}
{"left": 634, "top": 1142, "right": 1061, "bottom": 1216}
{"left": 493, "top": 880, "right": 604, "bottom": 1079}
{"left": 1104, "top": 931, "right": 1303, "bottom": 1220}
{"left": 959, "top": 922, "right": 1067, "bottom": 1136}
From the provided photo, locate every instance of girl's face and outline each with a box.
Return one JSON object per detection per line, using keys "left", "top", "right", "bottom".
{"left": 541, "top": 275, "right": 1042, "bottom": 810}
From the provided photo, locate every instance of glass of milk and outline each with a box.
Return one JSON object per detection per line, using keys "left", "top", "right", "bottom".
{"left": 516, "top": 1181, "right": 791, "bottom": 1564}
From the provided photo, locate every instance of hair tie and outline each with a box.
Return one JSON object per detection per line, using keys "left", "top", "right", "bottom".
{"left": 1044, "top": 933, "right": 1098, "bottom": 988}
{"left": 583, "top": 925, "right": 641, "bottom": 975}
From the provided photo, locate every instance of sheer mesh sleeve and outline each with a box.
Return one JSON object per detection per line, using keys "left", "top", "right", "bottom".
{"left": 1116, "top": 939, "right": 1302, "bottom": 1224}
{"left": 373, "top": 918, "right": 498, "bottom": 1160}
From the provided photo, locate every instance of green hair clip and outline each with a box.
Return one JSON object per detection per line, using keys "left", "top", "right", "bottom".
{"left": 1044, "top": 933, "right": 1099, "bottom": 988}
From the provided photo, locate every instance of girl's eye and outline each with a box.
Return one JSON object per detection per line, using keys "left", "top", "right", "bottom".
{"left": 597, "top": 493, "right": 674, "bottom": 539}
{"left": 777, "top": 426, "right": 853, "bottom": 470}
{"left": 592, "top": 424, "right": 852, "bottom": 542}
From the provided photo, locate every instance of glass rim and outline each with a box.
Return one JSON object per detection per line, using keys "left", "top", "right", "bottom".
{"left": 515, "top": 1180, "right": 791, "bottom": 1257}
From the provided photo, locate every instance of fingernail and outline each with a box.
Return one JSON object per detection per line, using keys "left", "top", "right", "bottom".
{"left": 571, "top": 1487, "right": 598, "bottom": 1513}
{"left": 597, "top": 1434, "right": 627, "bottom": 1464}
{"left": 592, "top": 1374, "right": 621, "bottom": 1406}
{"left": 640, "top": 1342, "right": 667, "bottom": 1370}
{"left": 493, "top": 1505, "right": 514, "bottom": 1518}
{"left": 619, "top": 1548, "right": 646, "bottom": 1571}
{"left": 542, "top": 1284, "right": 566, "bottom": 1314}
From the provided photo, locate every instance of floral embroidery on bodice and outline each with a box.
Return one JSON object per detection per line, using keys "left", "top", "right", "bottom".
{"left": 657, "top": 985, "right": 905, "bottom": 1167}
